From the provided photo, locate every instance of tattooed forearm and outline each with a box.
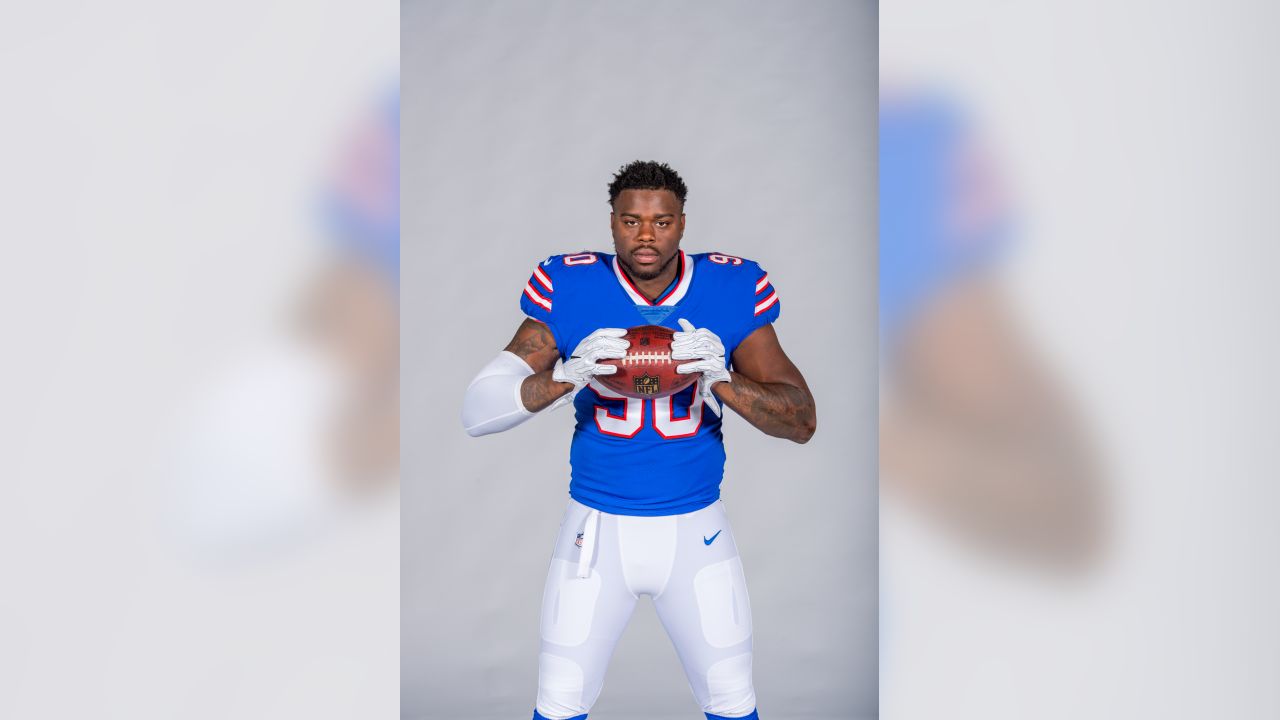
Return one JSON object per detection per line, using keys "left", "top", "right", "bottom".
{"left": 715, "top": 373, "right": 817, "bottom": 443}
{"left": 519, "top": 370, "right": 574, "bottom": 412}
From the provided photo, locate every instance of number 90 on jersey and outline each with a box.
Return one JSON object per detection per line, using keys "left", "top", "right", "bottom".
{"left": 588, "top": 381, "right": 705, "bottom": 439}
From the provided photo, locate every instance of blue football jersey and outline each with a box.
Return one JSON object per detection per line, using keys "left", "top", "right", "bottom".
{"left": 519, "top": 250, "right": 781, "bottom": 516}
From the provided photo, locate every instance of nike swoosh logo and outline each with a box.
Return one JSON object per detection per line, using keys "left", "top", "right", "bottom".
{"left": 703, "top": 530, "right": 722, "bottom": 546}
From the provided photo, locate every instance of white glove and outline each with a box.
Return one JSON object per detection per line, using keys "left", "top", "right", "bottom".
{"left": 671, "top": 318, "right": 731, "bottom": 417}
{"left": 549, "top": 328, "right": 629, "bottom": 409}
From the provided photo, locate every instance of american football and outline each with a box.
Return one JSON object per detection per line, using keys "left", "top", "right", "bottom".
{"left": 597, "top": 325, "right": 700, "bottom": 399}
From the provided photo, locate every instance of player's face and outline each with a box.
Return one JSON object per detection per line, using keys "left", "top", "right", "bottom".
{"left": 610, "top": 189, "right": 685, "bottom": 281}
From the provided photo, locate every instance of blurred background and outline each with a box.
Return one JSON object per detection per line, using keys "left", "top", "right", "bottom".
{"left": 4, "top": 1, "right": 1280, "bottom": 718}
{"left": 882, "top": 1, "right": 1280, "bottom": 718}
{"left": 0, "top": 2, "right": 399, "bottom": 718}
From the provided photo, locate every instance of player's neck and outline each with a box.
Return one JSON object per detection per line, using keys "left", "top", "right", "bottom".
{"left": 622, "top": 254, "right": 681, "bottom": 303}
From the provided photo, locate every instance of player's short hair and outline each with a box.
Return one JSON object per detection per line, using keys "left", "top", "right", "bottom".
{"left": 608, "top": 161, "right": 688, "bottom": 207}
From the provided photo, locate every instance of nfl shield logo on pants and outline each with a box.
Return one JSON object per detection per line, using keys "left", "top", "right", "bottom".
{"left": 575, "top": 532, "right": 584, "bottom": 548}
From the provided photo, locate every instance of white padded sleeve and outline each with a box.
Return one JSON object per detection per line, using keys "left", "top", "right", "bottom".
{"left": 461, "top": 351, "right": 536, "bottom": 437}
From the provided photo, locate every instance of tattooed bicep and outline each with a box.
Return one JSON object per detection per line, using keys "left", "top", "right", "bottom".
{"left": 504, "top": 319, "right": 560, "bottom": 371}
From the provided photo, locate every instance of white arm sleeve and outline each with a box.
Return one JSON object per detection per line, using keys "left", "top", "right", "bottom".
{"left": 461, "top": 351, "right": 536, "bottom": 437}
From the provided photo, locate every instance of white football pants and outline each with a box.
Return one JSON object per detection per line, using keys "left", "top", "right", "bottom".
{"left": 535, "top": 499, "right": 757, "bottom": 719}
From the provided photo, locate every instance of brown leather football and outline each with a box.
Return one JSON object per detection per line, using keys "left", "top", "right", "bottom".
{"left": 596, "top": 325, "right": 700, "bottom": 399}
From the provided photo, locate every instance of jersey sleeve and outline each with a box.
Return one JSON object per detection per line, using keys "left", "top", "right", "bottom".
{"left": 518, "top": 260, "right": 557, "bottom": 325}
{"left": 747, "top": 262, "right": 781, "bottom": 330}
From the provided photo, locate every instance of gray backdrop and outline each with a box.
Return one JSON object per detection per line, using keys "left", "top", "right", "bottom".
{"left": 402, "top": 1, "right": 877, "bottom": 718}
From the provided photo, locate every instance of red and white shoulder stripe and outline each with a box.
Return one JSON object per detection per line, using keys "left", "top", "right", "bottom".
{"left": 754, "top": 272, "right": 778, "bottom": 316}
{"left": 532, "top": 265, "right": 554, "bottom": 293}
{"left": 523, "top": 264, "right": 554, "bottom": 312}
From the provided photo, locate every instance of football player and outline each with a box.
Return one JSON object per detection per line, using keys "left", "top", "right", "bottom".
{"left": 462, "top": 161, "right": 816, "bottom": 720}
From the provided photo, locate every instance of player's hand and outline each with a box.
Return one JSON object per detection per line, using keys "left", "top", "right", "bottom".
{"left": 672, "top": 318, "right": 730, "bottom": 417}
{"left": 553, "top": 327, "right": 629, "bottom": 390}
